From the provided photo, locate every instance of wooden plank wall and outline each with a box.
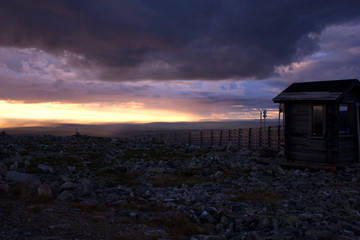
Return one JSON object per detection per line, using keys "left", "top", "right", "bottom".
{"left": 143, "top": 126, "right": 284, "bottom": 152}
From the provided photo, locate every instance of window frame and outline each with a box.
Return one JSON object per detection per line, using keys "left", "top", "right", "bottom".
{"left": 310, "top": 104, "right": 326, "bottom": 138}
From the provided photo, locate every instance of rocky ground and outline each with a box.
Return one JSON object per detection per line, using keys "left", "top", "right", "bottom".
{"left": 1, "top": 131, "right": 360, "bottom": 240}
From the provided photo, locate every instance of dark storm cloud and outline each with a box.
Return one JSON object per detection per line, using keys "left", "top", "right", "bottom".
{"left": 1, "top": 0, "right": 360, "bottom": 81}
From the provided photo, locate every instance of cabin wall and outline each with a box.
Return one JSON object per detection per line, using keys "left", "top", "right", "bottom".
{"left": 338, "top": 136, "right": 357, "bottom": 162}
{"left": 284, "top": 103, "right": 327, "bottom": 162}
{"left": 325, "top": 104, "right": 338, "bottom": 163}
{"left": 337, "top": 103, "right": 359, "bottom": 162}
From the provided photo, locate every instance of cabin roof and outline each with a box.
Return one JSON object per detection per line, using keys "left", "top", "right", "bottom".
{"left": 273, "top": 79, "right": 360, "bottom": 103}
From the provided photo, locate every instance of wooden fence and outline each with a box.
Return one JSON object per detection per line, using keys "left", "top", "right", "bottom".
{"left": 144, "top": 125, "right": 284, "bottom": 152}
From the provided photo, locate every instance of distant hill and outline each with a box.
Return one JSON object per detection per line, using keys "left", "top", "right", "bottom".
{"left": 2, "top": 119, "right": 280, "bottom": 137}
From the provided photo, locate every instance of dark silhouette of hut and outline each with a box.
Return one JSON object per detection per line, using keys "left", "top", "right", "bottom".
{"left": 273, "top": 79, "right": 360, "bottom": 164}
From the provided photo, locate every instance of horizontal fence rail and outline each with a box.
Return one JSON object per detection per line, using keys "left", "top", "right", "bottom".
{"left": 142, "top": 126, "right": 284, "bottom": 152}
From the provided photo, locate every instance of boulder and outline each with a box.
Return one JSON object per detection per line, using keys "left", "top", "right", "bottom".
{"left": 5, "top": 170, "right": 40, "bottom": 189}
{"left": 0, "top": 162, "right": 8, "bottom": 177}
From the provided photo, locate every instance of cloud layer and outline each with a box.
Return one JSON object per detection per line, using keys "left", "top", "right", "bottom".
{"left": 2, "top": 0, "right": 360, "bottom": 81}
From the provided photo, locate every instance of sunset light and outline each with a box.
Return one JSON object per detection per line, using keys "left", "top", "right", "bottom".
{"left": 0, "top": 100, "right": 197, "bottom": 127}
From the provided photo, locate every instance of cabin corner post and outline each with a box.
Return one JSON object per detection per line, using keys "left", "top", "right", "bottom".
{"left": 357, "top": 102, "right": 360, "bottom": 163}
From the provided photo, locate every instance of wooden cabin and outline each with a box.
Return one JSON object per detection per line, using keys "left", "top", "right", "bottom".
{"left": 273, "top": 79, "right": 360, "bottom": 164}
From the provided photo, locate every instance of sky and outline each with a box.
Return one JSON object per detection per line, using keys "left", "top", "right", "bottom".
{"left": 1, "top": 0, "right": 360, "bottom": 127}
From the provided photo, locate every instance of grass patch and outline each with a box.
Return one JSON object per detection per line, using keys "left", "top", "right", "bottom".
{"left": 95, "top": 167, "right": 139, "bottom": 187}
{"left": 166, "top": 213, "right": 199, "bottom": 237}
{"left": 137, "top": 212, "right": 210, "bottom": 239}
{"left": 229, "top": 189, "right": 285, "bottom": 204}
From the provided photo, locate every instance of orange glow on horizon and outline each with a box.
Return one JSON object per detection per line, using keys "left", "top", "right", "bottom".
{"left": 0, "top": 100, "right": 198, "bottom": 127}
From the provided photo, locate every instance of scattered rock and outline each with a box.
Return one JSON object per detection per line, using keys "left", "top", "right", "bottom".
{"left": 5, "top": 171, "right": 40, "bottom": 189}
{"left": 9, "top": 161, "right": 18, "bottom": 170}
{"left": 0, "top": 135, "right": 360, "bottom": 239}
{"left": 60, "top": 182, "right": 77, "bottom": 190}
{"left": 338, "top": 220, "right": 360, "bottom": 236}
{"left": 57, "top": 190, "right": 75, "bottom": 201}
{"left": 0, "top": 180, "right": 9, "bottom": 192}
{"left": 75, "top": 179, "right": 92, "bottom": 197}
{"left": 144, "top": 229, "right": 169, "bottom": 238}
{"left": 259, "top": 148, "right": 278, "bottom": 158}
{"left": 37, "top": 183, "right": 52, "bottom": 197}
{"left": 0, "top": 162, "right": 8, "bottom": 177}
{"left": 50, "top": 181, "right": 61, "bottom": 195}
{"left": 199, "top": 210, "right": 216, "bottom": 223}
{"left": 37, "top": 164, "right": 54, "bottom": 174}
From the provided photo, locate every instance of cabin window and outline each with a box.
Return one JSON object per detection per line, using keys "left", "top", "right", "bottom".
{"left": 311, "top": 105, "right": 324, "bottom": 137}
{"left": 339, "top": 104, "right": 352, "bottom": 134}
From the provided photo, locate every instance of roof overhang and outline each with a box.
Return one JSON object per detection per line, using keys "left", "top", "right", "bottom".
{"left": 273, "top": 91, "right": 343, "bottom": 103}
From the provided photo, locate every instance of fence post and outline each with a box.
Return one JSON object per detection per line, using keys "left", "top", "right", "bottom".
{"left": 200, "top": 131, "right": 203, "bottom": 147}
{"left": 228, "top": 130, "right": 232, "bottom": 144}
{"left": 248, "top": 128, "right": 252, "bottom": 150}
{"left": 219, "top": 130, "right": 223, "bottom": 146}
{"left": 238, "top": 129, "right": 242, "bottom": 150}
{"left": 268, "top": 126, "right": 271, "bottom": 148}
{"left": 188, "top": 132, "right": 191, "bottom": 145}
{"left": 259, "top": 127, "right": 262, "bottom": 149}
{"left": 210, "top": 130, "right": 214, "bottom": 146}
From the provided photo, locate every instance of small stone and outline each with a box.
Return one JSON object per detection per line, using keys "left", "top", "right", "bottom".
{"left": 144, "top": 229, "right": 168, "bottom": 238}
{"left": 67, "top": 166, "right": 76, "bottom": 172}
{"left": 37, "top": 164, "right": 54, "bottom": 174}
{"left": 10, "top": 161, "right": 18, "bottom": 170}
{"left": 328, "top": 223, "right": 342, "bottom": 233}
{"left": 305, "top": 230, "right": 334, "bottom": 240}
{"left": 75, "top": 179, "right": 92, "bottom": 197}
{"left": 216, "top": 223, "right": 224, "bottom": 233}
{"left": 0, "top": 162, "right": 8, "bottom": 177}
{"left": 129, "top": 211, "right": 138, "bottom": 220}
{"left": 50, "top": 181, "right": 61, "bottom": 195}
{"left": 37, "top": 183, "right": 52, "bottom": 197}
{"left": 220, "top": 216, "right": 232, "bottom": 226}
{"left": 286, "top": 215, "right": 298, "bottom": 226}
{"left": 117, "top": 185, "right": 131, "bottom": 192}
{"left": 50, "top": 223, "right": 71, "bottom": 230}
{"left": 214, "top": 171, "right": 223, "bottom": 178}
{"left": 298, "top": 213, "right": 312, "bottom": 221}
{"left": 246, "top": 210, "right": 256, "bottom": 216}
{"left": 226, "top": 142, "right": 237, "bottom": 152}
{"left": 61, "top": 182, "right": 77, "bottom": 190}
{"left": 258, "top": 216, "right": 270, "bottom": 229}
{"left": 199, "top": 210, "right": 216, "bottom": 223}
{"left": 0, "top": 180, "right": 9, "bottom": 192}
{"left": 57, "top": 190, "right": 75, "bottom": 201}
{"left": 338, "top": 220, "right": 360, "bottom": 236}
{"left": 61, "top": 176, "right": 72, "bottom": 182}
{"left": 222, "top": 228, "right": 233, "bottom": 238}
